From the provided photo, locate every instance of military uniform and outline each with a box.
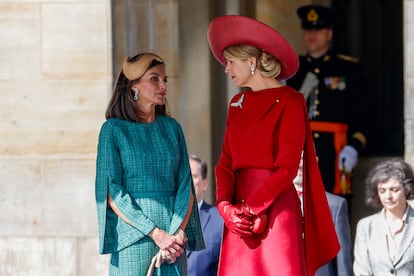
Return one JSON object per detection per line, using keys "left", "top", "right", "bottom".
{"left": 288, "top": 51, "right": 368, "bottom": 193}
{"left": 287, "top": 5, "right": 369, "bottom": 194}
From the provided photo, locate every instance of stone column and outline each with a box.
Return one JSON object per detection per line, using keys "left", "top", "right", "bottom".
{"left": 404, "top": 0, "right": 414, "bottom": 166}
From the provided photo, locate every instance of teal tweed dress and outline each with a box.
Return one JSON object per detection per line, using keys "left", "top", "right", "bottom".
{"left": 95, "top": 116, "right": 205, "bottom": 276}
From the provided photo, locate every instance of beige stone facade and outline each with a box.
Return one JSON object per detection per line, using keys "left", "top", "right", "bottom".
{"left": 0, "top": 0, "right": 111, "bottom": 274}
{"left": 0, "top": 0, "right": 412, "bottom": 274}
{"left": 405, "top": 0, "right": 414, "bottom": 166}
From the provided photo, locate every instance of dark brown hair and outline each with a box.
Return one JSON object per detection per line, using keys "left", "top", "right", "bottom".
{"left": 105, "top": 54, "right": 168, "bottom": 122}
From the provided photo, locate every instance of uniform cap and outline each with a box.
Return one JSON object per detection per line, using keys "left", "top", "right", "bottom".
{"left": 297, "top": 5, "right": 334, "bottom": 30}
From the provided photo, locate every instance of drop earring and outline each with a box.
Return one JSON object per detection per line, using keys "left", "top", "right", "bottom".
{"left": 133, "top": 88, "right": 139, "bottom": 101}
{"left": 250, "top": 66, "right": 255, "bottom": 75}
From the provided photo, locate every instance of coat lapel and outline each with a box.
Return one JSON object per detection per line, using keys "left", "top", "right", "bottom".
{"left": 200, "top": 202, "right": 211, "bottom": 231}
{"left": 393, "top": 206, "right": 414, "bottom": 265}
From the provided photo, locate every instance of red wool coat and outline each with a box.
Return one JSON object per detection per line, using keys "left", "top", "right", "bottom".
{"left": 215, "top": 86, "right": 339, "bottom": 276}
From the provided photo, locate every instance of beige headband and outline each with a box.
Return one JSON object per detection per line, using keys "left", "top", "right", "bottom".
{"left": 122, "top": 53, "right": 165, "bottom": 80}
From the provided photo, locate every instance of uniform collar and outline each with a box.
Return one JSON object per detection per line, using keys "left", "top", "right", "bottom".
{"left": 306, "top": 50, "right": 332, "bottom": 63}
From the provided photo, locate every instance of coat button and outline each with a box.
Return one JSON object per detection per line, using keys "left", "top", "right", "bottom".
{"left": 390, "top": 268, "right": 395, "bottom": 274}
{"left": 314, "top": 132, "right": 320, "bottom": 139}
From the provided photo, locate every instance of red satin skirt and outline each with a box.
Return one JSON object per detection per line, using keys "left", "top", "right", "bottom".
{"left": 218, "top": 169, "right": 306, "bottom": 276}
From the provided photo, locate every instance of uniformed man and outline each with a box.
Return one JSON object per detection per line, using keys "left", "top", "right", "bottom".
{"left": 287, "top": 5, "right": 370, "bottom": 196}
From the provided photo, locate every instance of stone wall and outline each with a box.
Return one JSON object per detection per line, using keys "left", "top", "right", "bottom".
{"left": 0, "top": 0, "right": 182, "bottom": 274}
{"left": 0, "top": 0, "right": 111, "bottom": 274}
{"left": 405, "top": 0, "right": 414, "bottom": 165}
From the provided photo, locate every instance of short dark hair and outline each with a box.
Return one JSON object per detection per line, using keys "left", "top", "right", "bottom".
{"left": 365, "top": 158, "right": 414, "bottom": 208}
{"left": 189, "top": 154, "right": 208, "bottom": 180}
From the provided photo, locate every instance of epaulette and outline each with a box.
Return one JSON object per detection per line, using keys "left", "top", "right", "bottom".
{"left": 336, "top": 53, "right": 359, "bottom": 63}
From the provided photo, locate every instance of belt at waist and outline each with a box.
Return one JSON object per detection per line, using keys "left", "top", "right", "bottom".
{"left": 130, "top": 191, "right": 175, "bottom": 198}
{"left": 234, "top": 168, "right": 274, "bottom": 203}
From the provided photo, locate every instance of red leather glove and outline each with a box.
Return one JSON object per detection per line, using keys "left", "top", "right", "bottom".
{"left": 252, "top": 213, "right": 268, "bottom": 234}
{"left": 217, "top": 201, "right": 254, "bottom": 236}
{"left": 241, "top": 205, "right": 268, "bottom": 235}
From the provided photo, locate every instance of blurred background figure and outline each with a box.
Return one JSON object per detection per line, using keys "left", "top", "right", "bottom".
{"left": 354, "top": 158, "right": 414, "bottom": 275}
{"left": 287, "top": 5, "right": 370, "bottom": 205}
{"left": 293, "top": 154, "right": 353, "bottom": 276}
{"left": 187, "top": 154, "right": 223, "bottom": 276}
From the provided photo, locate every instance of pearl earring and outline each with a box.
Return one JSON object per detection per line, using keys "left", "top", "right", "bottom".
{"left": 133, "top": 88, "right": 139, "bottom": 101}
{"left": 250, "top": 66, "right": 255, "bottom": 75}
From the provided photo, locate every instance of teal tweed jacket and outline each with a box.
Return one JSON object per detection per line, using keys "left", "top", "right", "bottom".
{"left": 95, "top": 117, "right": 205, "bottom": 274}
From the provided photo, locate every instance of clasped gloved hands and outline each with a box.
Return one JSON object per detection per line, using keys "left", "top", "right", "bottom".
{"left": 217, "top": 201, "right": 267, "bottom": 236}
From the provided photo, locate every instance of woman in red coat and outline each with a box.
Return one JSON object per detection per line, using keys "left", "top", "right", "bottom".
{"left": 207, "top": 15, "right": 340, "bottom": 276}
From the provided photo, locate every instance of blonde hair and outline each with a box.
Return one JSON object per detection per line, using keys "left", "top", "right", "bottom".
{"left": 223, "top": 45, "right": 282, "bottom": 78}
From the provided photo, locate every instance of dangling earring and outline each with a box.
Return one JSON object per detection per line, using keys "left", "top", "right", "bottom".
{"left": 250, "top": 66, "right": 255, "bottom": 75}
{"left": 133, "top": 88, "right": 139, "bottom": 101}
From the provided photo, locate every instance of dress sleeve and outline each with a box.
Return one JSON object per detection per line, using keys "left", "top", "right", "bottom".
{"left": 215, "top": 104, "right": 236, "bottom": 203}
{"left": 95, "top": 121, "right": 157, "bottom": 253}
{"left": 169, "top": 124, "right": 192, "bottom": 233}
{"left": 95, "top": 121, "right": 120, "bottom": 253}
{"left": 170, "top": 122, "right": 205, "bottom": 251}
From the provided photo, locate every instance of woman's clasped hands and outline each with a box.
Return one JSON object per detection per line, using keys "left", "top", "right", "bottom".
{"left": 149, "top": 227, "right": 187, "bottom": 264}
{"left": 217, "top": 201, "right": 268, "bottom": 236}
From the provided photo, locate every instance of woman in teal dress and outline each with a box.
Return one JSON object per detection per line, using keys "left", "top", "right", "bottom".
{"left": 95, "top": 52, "right": 205, "bottom": 276}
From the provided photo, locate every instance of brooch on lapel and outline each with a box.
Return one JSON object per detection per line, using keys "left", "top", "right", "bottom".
{"left": 231, "top": 94, "right": 244, "bottom": 109}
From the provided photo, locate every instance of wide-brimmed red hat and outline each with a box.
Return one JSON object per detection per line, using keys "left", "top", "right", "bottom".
{"left": 207, "top": 15, "right": 298, "bottom": 80}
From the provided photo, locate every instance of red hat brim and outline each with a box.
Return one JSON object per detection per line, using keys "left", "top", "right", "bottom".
{"left": 207, "top": 15, "right": 299, "bottom": 80}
